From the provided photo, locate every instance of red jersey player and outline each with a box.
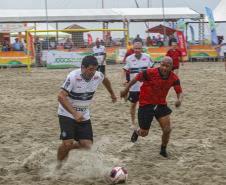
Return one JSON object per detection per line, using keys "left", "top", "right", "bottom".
{"left": 166, "top": 42, "right": 183, "bottom": 75}
{"left": 120, "top": 56, "right": 183, "bottom": 158}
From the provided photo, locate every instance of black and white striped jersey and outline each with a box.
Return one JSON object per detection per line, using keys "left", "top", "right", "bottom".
{"left": 58, "top": 69, "right": 104, "bottom": 120}
{"left": 123, "top": 53, "right": 154, "bottom": 92}
{"left": 92, "top": 45, "right": 106, "bottom": 65}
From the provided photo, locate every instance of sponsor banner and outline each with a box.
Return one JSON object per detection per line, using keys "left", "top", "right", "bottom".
{"left": 0, "top": 51, "right": 34, "bottom": 66}
{"left": 189, "top": 45, "right": 218, "bottom": 59}
{"left": 147, "top": 47, "right": 169, "bottom": 62}
{"left": 177, "top": 31, "right": 187, "bottom": 56}
{"left": 46, "top": 50, "right": 92, "bottom": 69}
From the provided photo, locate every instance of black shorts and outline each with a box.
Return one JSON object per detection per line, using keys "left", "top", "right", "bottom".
{"left": 97, "top": 65, "right": 105, "bottom": 75}
{"left": 138, "top": 104, "right": 172, "bottom": 130}
{"left": 128, "top": 91, "right": 140, "bottom": 103}
{"left": 58, "top": 115, "right": 93, "bottom": 141}
{"left": 126, "top": 72, "right": 130, "bottom": 82}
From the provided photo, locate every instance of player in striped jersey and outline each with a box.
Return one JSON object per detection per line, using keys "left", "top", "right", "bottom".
{"left": 56, "top": 55, "right": 116, "bottom": 168}
{"left": 122, "top": 42, "right": 154, "bottom": 130}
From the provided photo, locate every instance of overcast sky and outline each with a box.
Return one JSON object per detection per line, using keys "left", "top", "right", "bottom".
{"left": 0, "top": 0, "right": 220, "bottom": 12}
{"left": 0, "top": 0, "right": 220, "bottom": 13}
{"left": 0, "top": 0, "right": 222, "bottom": 39}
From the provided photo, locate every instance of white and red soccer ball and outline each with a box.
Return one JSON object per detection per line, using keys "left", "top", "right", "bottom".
{"left": 106, "top": 166, "right": 128, "bottom": 184}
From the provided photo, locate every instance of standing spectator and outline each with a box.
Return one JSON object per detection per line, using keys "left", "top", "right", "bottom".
{"left": 2, "top": 40, "right": 10, "bottom": 52}
{"left": 64, "top": 38, "right": 74, "bottom": 50}
{"left": 133, "top": 34, "right": 143, "bottom": 45}
{"left": 12, "top": 38, "right": 23, "bottom": 51}
{"left": 34, "top": 37, "right": 42, "bottom": 66}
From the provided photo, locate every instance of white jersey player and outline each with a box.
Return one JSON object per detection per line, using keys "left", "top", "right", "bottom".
{"left": 122, "top": 42, "right": 154, "bottom": 129}
{"left": 57, "top": 55, "right": 116, "bottom": 168}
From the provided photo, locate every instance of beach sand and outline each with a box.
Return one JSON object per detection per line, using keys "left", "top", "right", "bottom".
{"left": 0, "top": 62, "right": 226, "bottom": 185}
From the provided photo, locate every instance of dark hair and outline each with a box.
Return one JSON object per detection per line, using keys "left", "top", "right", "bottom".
{"left": 81, "top": 55, "right": 98, "bottom": 68}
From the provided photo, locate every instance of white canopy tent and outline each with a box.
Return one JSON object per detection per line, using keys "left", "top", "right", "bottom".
{"left": 10, "top": 23, "right": 70, "bottom": 38}
{"left": 28, "top": 23, "right": 70, "bottom": 38}
{"left": 214, "top": 0, "right": 226, "bottom": 21}
{"left": 0, "top": 8, "right": 201, "bottom": 23}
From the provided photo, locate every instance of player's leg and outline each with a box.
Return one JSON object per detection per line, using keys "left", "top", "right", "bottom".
{"left": 57, "top": 139, "right": 80, "bottom": 161}
{"left": 100, "top": 65, "right": 106, "bottom": 75}
{"left": 156, "top": 105, "right": 172, "bottom": 157}
{"left": 57, "top": 116, "right": 80, "bottom": 163}
{"left": 128, "top": 92, "right": 140, "bottom": 129}
{"left": 131, "top": 105, "right": 154, "bottom": 142}
{"left": 76, "top": 119, "right": 93, "bottom": 149}
{"left": 130, "top": 102, "right": 137, "bottom": 129}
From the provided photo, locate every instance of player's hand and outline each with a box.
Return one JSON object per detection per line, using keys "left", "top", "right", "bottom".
{"left": 73, "top": 112, "right": 84, "bottom": 122}
{"left": 120, "top": 90, "right": 128, "bottom": 102}
{"left": 175, "top": 100, "right": 181, "bottom": 108}
{"left": 122, "top": 81, "right": 128, "bottom": 87}
{"left": 111, "top": 94, "right": 117, "bottom": 103}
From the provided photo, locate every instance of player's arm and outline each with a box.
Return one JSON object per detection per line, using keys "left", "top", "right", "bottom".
{"left": 120, "top": 69, "right": 146, "bottom": 100}
{"left": 120, "top": 77, "right": 138, "bottom": 100}
{"left": 120, "top": 69, "right": 148, "bottom": 99}
{"left": 122, "top": 59, "right": 130, "bottom": 86}
{"left": 57, "top": 89, "right": 84, "bottom": 122}
{"left": 173, "top": 79, "right": 183, "bottom": 107}
{"left": 121, "top": 69, "right": 128, "bottom": 86}
{"left": 102, "top": 77, "right": 117, "bottom": 103}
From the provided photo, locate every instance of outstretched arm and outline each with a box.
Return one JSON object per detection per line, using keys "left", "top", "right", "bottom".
{"left": 120, "top": 77, "right": 138, "bottom": 100}
{"left": 102, "top": 77, "right": 117, "bottom": 103}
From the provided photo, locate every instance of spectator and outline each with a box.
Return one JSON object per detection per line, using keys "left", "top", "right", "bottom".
{"left": 64, "top": 38, "right": 74, "bottom": 50}
{"left": 12, "top": 38, "right": 23, "bottom": 51}
{"left": 133, "top": 34, "right": 143, "bottom": 45}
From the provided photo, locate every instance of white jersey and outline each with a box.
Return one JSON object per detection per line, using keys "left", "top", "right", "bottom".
{"left": 58, "top": 69, "right": 104, "bottom": 121}
{"left": 123, "top": 53, "right": 154, "bottom": 92}
{"left": 92, "top": 45, "right": 106, "bottom": 65}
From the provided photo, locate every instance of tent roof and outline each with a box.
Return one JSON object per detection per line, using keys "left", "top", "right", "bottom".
{"left": 64, "top": 24, "right": 86, "bottom": 29}
{"left": 146, "top": 24, "right": 177, "bottom": 36}
{"left": 0, "top": 7, "right": 201, "bottom": 23}
{"left": 214, "top": 0, "right": 226, "bottom": 21}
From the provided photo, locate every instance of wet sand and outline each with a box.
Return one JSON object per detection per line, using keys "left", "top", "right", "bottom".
{"left": 0, "top": 62, "right": 226, "bottom": 185}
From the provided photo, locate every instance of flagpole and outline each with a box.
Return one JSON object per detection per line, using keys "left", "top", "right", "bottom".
{"left": 162, "top": 0, "right": 166, "bottom": 45}
{"left": 45, "top": 0, "right": 49, "bottom": 50}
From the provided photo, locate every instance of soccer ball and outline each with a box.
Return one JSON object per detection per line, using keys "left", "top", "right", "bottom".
{"left": 105, "top": 166, "right": 128, "bottom": 184}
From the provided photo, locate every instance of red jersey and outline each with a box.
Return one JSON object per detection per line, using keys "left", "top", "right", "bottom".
{"left": 166, "top": 49, "right": 182, "bottom": 68}
{"left": 136, "top": 67, "right": 182, "bottom": 106}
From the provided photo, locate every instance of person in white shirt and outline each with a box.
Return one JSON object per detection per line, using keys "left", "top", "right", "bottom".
{"left": 219, "top": 43, "right": 226, "bottom": 71}
{"left": 92, "top": 39, "right": 107, "bottom": 75}
{"left": 122, "top": 42, "right": 154, "bottom": 130}
{"left": 57, "top": 55, "right": 117, "bottom": 168}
